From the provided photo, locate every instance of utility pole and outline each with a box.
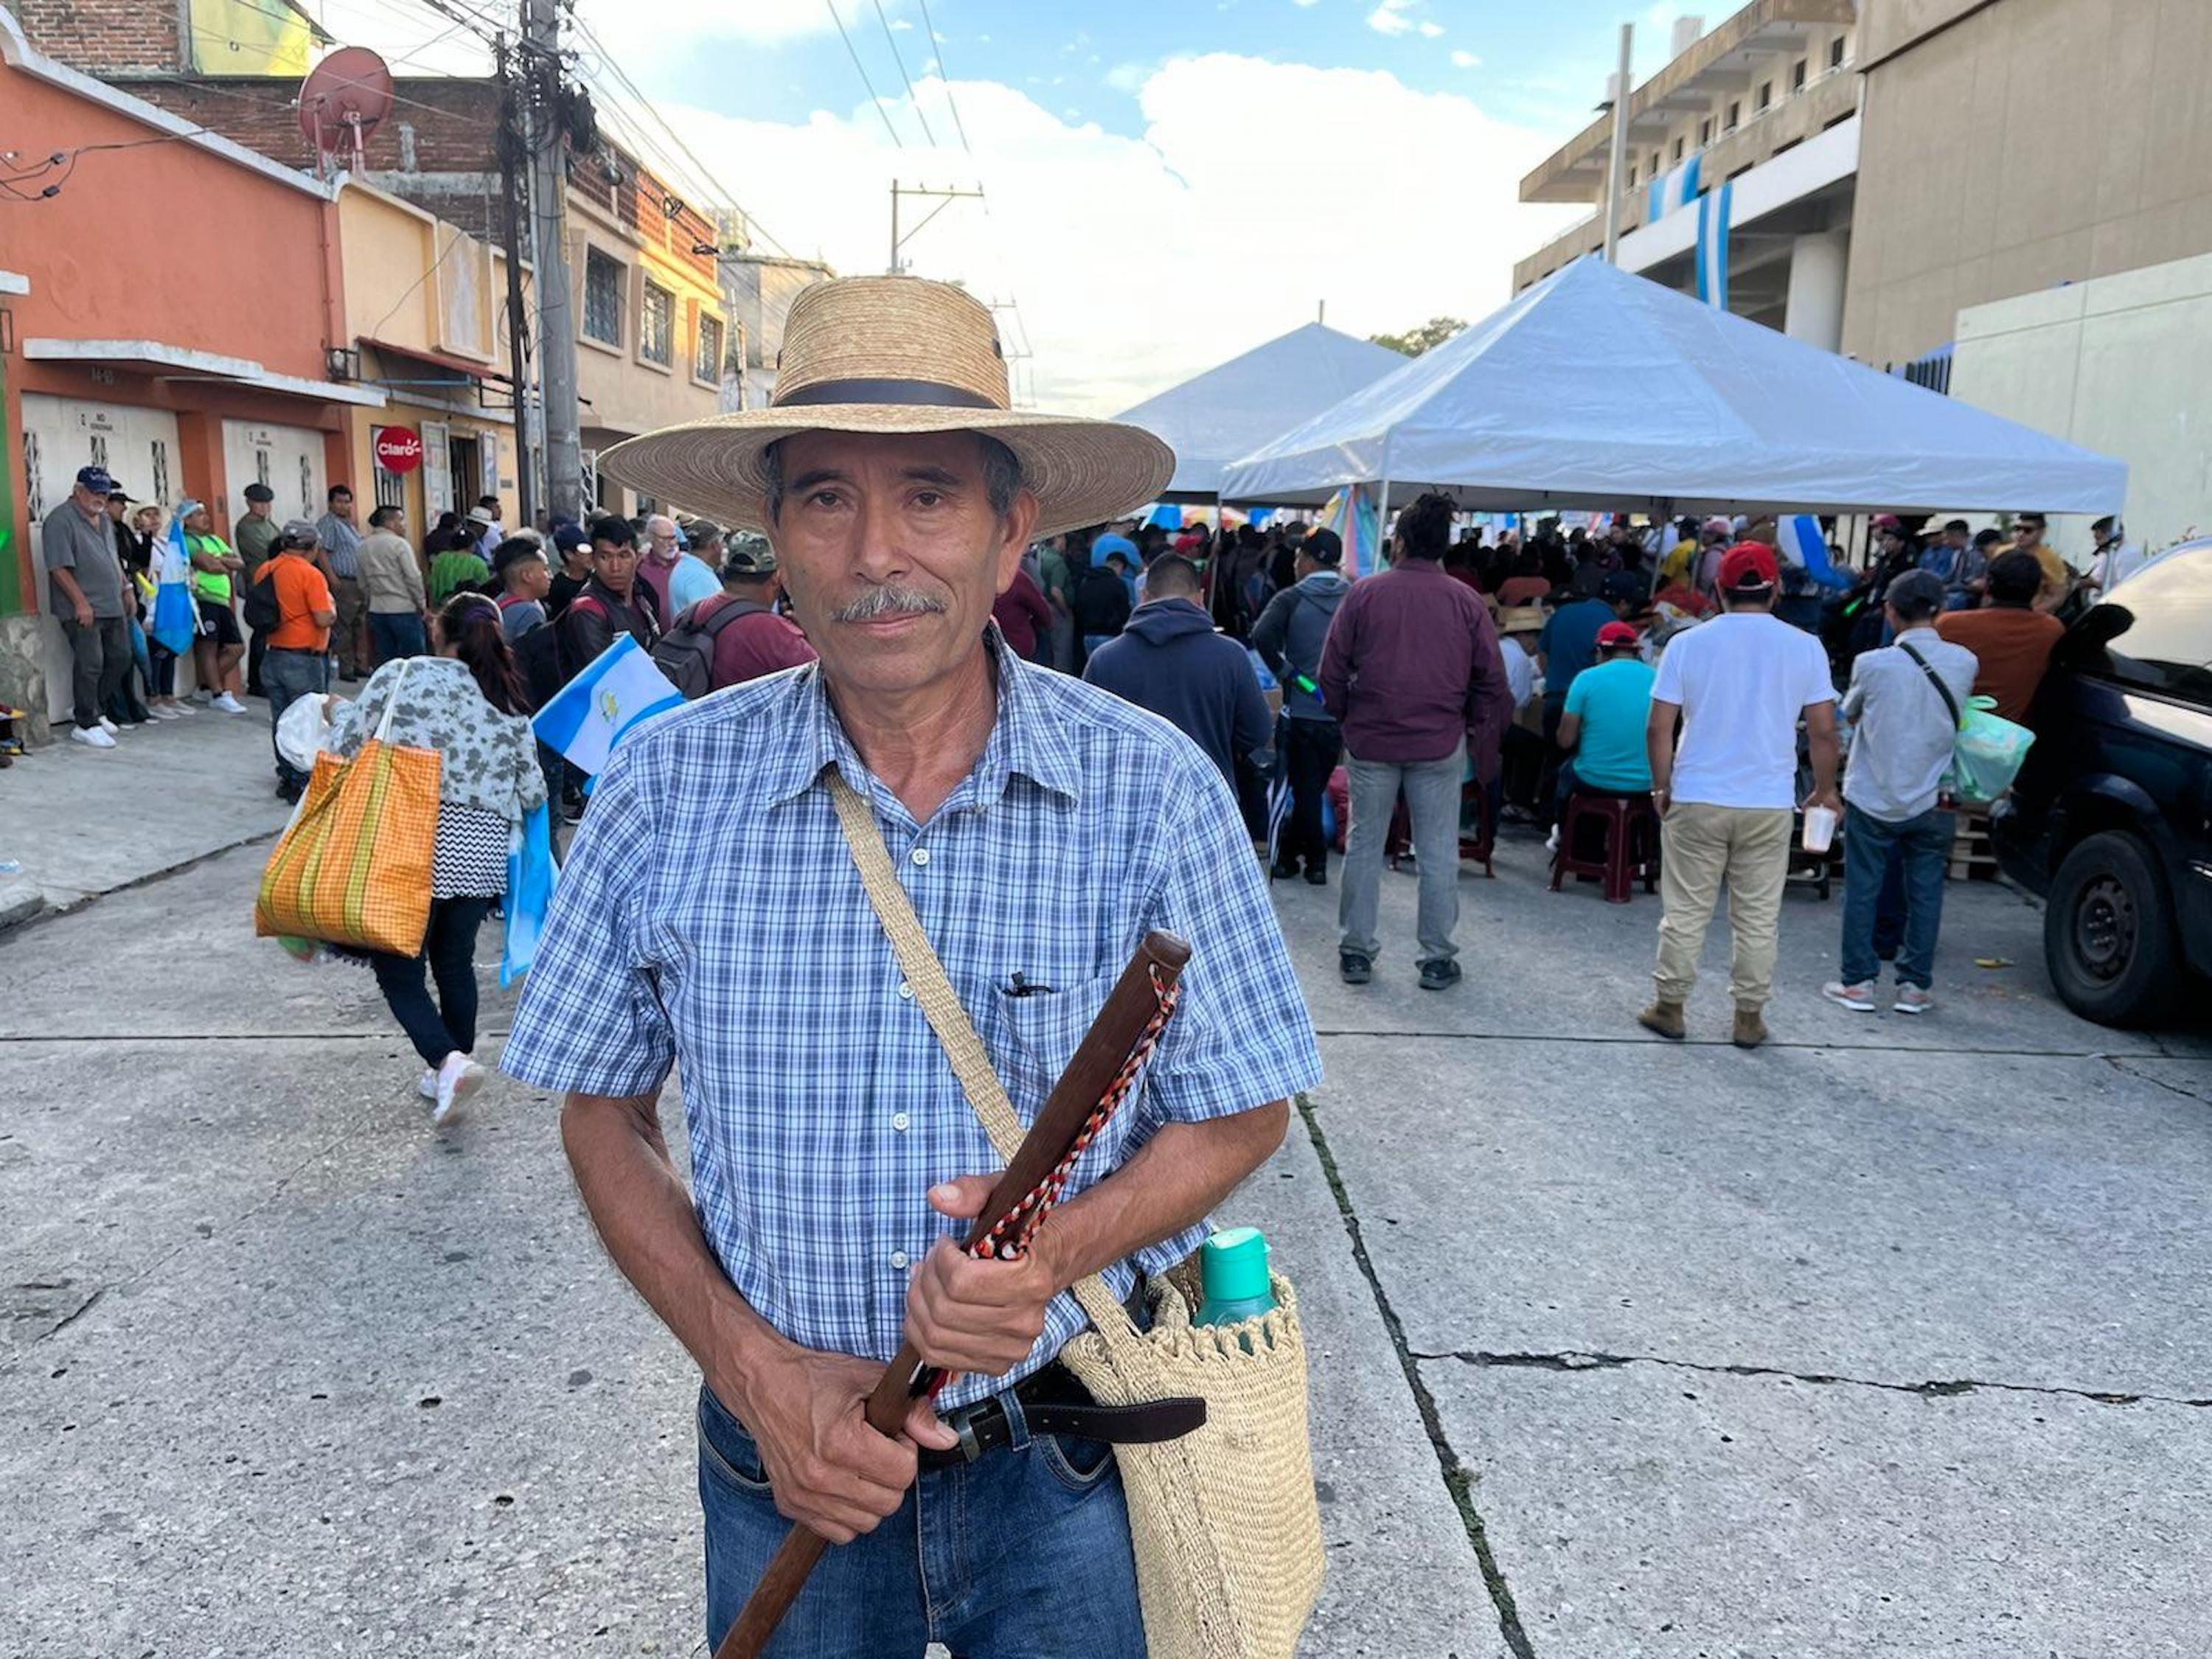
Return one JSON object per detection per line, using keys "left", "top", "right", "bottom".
{"left": 524, "top": 0, "right": 583, "bottom": 524}
{"left": 1601, "top": 21, "right": 1634, "bottom": 264}
{"left": 888, "top": 181, "right": 986, "bottom": 275}
{"left": 492, "top": 31, "right": 537, "bottom": 530}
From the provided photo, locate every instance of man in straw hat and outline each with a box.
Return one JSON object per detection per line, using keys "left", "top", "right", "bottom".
{"left": 502, "top": 276, "right": 1321, "bottom": 1654}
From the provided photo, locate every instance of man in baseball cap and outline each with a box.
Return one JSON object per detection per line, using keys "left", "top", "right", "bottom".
{"left": 45, "top": 466, "right": 133, "bottom": 745}
{"left": 1552, "top": 619, "right": 1655, "bottom": 833}
{"left": 1641, "top": 540, "right": 1840, "bottom": 1049}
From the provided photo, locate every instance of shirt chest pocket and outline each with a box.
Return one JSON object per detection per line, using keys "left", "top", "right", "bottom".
{"left": 987, "top": 967, "right": 1119, "bottom": 1121}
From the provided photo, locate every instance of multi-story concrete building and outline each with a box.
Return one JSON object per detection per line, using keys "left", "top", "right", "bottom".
{"left": 720, "top": 251, "right": 835, "bottom": 412}
{"left": 1514, "top": 2, "right": 1862, "bottom": 347}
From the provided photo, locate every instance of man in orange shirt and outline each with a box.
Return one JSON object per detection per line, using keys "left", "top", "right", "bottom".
{"left": 257, "top": 520, "right": 337, "bottom": 801}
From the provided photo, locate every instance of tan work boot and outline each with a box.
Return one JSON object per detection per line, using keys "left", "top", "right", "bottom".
{"left": 1732, "top": 1007, "right": 1769, "bottom": 1049}
{"left": 1638, "top": 1000, "right": 1686, "bottom": 1040}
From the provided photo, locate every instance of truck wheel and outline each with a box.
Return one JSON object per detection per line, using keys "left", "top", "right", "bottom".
{"left": 2044, "top": 830, "right": 2178, "bottom": 1027}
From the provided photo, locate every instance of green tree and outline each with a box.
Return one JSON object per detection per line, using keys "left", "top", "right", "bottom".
{"left": 1368, "top": 316, "right": 1467, "bottom": 357}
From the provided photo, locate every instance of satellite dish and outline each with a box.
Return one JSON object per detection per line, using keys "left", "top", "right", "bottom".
{"left": 298, "top": 47, "right": 396, "bottom": 177}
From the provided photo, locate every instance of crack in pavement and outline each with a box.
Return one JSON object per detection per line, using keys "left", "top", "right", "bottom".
{"left": 1418, "top": 1348, "right": 2212, "bottom": 1409}
{"left": 2102, "top": 1055, "right": 2212, "bottom": 1107}
{"left": 1293, "top": 1094, "right": 1538, "bottom": 1659}
{"left": 1313, "top": 1026, "right": 2191, "bottom": 1060}
{"left": 1, "top": 827, "right": 282, "bottom": 936}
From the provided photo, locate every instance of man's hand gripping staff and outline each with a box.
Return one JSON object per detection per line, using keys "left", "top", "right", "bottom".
{"left": 716, "top": 929, "right": 1192, "bottom": 1659}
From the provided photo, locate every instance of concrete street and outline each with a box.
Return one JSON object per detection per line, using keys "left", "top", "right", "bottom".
{"left": 4, "top": 711, "right": 2211, "bottom": 1657}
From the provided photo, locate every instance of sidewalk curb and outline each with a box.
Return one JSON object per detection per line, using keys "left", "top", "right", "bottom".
{"left": 0, "top": 828, "right": 282, "bottom": 937}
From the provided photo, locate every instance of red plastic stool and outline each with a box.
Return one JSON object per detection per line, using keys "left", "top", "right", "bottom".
{"left": 1548, "top": 788, "right": 1660, "bottom": 903}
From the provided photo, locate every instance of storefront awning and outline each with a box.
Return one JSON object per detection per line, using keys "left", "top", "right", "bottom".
{"left": 358, "top": 335, "right": 513, "bottom": 388}
{"left": 22, "top": 338, "right": 388, "bottom": 407}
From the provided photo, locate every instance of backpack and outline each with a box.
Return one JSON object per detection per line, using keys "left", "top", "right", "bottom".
{"left": 512, "top": 619, "right": 563, "bottom": 714}
{"left": 651, "top": 595, "right": 769, "bottom": 698}
{"left": 242, "top": 558, "right": 285, "bottom": 636}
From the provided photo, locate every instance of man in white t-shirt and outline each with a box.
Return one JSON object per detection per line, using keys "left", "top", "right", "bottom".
{"left": 1641, "top": 541, "right": 1840, "bottom": 1048}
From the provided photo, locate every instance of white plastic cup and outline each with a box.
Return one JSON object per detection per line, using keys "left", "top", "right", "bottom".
{"left": 1802, "top": 804, "right": 1837, "bottom": 855}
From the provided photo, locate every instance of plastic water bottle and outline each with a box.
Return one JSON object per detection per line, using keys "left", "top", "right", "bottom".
{"left": 1196, "top": 1227, "right": 1276, "bottom": 1328}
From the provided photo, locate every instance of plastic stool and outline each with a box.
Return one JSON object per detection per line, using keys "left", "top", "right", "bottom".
{"left": 1548, "top": 788, "right": 1660, "bottom": 903}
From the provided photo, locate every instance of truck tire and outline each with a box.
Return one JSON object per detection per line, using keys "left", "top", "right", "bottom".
{"left": 2044, "top": 830, "right": 2178, "bottom": 1027}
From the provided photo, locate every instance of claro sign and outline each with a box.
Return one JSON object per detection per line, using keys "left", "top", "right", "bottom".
{"left": 372, "top": 425, "right": 424, "bottom": 474}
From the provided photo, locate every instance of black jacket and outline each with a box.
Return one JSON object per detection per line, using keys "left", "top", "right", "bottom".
{"left": 1073, "top": 566, "right": 1133, "bottom": 638}
{"left": 557, "top": 575, "right": 661, "bottom": 678}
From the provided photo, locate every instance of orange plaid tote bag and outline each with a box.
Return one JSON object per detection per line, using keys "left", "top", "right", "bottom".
{"left": 255, "top": 661, "right": 442, "bottom": 955}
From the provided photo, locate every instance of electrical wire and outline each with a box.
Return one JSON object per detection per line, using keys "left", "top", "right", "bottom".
{"left": 869, "top": 0, "right": 936, "bottom": 149}
{"left": 824, "top": 0, "right": 904, "bottom": 148}
{"left": 912, "top": 0, "right": 973, "bottom": 153}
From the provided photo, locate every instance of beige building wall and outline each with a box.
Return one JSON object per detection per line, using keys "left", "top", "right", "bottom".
{"left": 1843, "top": 0, "right": 2212, "bottom": 368}
{"left": 1950, "top": 251, "right": 2212, "bottom": 551}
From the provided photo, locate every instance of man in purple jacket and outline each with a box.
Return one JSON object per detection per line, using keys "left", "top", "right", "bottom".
{"left": 1319, "top": 492, "right": 1513, "bottom": 990}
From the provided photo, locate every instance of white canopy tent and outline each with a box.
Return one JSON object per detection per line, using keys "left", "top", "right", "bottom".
{"left": 1113, "top": 322, "right": 1408, "bottom": 501}
{"left": 1217, "top": 257, "right": 2128, "bottom": 517}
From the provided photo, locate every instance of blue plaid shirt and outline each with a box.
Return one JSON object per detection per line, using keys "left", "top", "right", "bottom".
{"left": 502, "top": 637, "right": 1321, "bottom": 1406}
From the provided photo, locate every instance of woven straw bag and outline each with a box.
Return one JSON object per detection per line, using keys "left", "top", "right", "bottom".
{"left": 828, "top": 774, "right": 1326, "bottom": 1659}
{"left": 255, "top": 661, "right": 440, "bottom": 956}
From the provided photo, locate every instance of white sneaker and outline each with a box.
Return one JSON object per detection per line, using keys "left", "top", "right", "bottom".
{"left": 191, "top": 689, "right": 214, "bottom": 705}
{"left": 97, "top": 716, "right": 120, "bottom": 734}
{"left": 1893, "top": 986, "right": 1934, "bottom": 1016}
{"left": 212, "top": 692, "right": 248, "bottom": 714}
{"left": 170, "top": 699, "right": 198, "bottom": 714}
{"left": 418, "top": 1069, "right": 439, "bottom": 1100}
{"left": 1545, "top": 825, "right": 1561, "bottom": 854}
{"left": 70, "top": 725, "right": 117, "bottom": 749}
{"left": 432, "top": 1051, "right": 484, "bottom": 1125}
{"left": 1822, "top": 979, "right": 1877, "bottom": 1012}
{"left": 145, "top": 703, "right": 178, "bottom": 720}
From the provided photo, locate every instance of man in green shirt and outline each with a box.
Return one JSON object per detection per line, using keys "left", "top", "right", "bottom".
{"left": 428, "top": 541, "right": 492, "bottom": 608}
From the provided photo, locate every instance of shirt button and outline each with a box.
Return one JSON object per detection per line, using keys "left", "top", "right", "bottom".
{"left": 891, "top": 1111, "right": 911, "bottom": 1132}
{"left": 890, "top": 1249, "right": 911, "bottom": 1270}
{"left": 897, "top": 981, "right": 914, "bottom": 1000}
{"left": 911, "top": 846, "right": 931, "bottom": 867}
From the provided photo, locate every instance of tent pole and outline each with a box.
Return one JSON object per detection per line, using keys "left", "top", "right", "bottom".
{"left": 1374, "top": 475, "right": 1391, "bottom": 576}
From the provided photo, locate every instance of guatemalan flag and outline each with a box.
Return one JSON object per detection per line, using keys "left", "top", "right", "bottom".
{"left": 1645, "top": 154, "right": 1702, "bottom": 223}
{"left": 531, "top": 634, "right": 683, "bottom": 779}
{"left": 1775, "top": 514, "right": 1853, "bottom": 591}
{"left": 1694, "top": 180, "right": 1733, "bottom": 310}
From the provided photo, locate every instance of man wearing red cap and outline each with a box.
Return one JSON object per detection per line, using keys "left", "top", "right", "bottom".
{"left": 1641, "top": 541, "right": 1840, "bottom": 1048}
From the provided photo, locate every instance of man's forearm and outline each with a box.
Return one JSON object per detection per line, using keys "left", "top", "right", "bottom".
{"left": 1646, "top": 705, "right": 1678, "bottom": 793}
{"left": 561, "top": 1092, "right": 792, "bottom": 1405}
{"left": 52, "top": 568, "right": 88, "bottom": 611}
{"left": 1808, "top": 722, "right": 1840, "bottom": 796}
{"left": 1034, "top": 1100, "right": 1290, "bottom": 1293}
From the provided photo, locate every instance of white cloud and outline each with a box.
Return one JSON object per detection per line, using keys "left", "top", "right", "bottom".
{"left": 1104, "top": 61, "right": 1152, "bottom": 93}
{"left": 1366, "top": 0, "right": 1415, "bottom": 35}
{"left": 574, "top": 0, "right": 884, "bottom": 49}
{"left": 889, "top": 16, "right": 912, "bottom": 29}
{"left": 1293, "top": 0, "right": 1321, "bottom": 7}
{"left": 1450, "top": 49, "right": 1481, "bottom": 68}
{"left": 1418, "top": 20, "right": 1444, "bottom": 37}
{"left": 665, "top": 56, "right": 1582, "bottom": 414}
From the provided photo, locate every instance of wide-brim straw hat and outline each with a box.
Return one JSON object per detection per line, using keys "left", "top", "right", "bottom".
{"left": 1496, "top": 604, "right": 1545, "bottom": 636}
{"left": 600, "top": 277, "right": 1175, "bottom": 540}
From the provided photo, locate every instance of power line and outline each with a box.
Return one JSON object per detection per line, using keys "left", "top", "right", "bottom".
{"left": 824, "top": 0, "right": 903, "bottom": 148}
{"left": 913, "top": 0, "right": 973, "bottom": 154}
{"left": 869, "top": 0, "right": 936, "bottom": 149}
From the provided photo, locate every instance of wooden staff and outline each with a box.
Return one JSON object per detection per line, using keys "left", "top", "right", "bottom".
{"left": 714, "top": 929, "right": 1192, "bottom": 1659}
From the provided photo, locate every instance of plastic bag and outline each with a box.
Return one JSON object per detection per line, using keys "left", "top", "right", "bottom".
{"left": 274, "top": 693, "right": 332, "bottom": 773}
{"left": 500, "top": 801, "right": 559, "bottom": 988}
{"left": 1947, "top": 695, "right": 2035, "bottom": 805}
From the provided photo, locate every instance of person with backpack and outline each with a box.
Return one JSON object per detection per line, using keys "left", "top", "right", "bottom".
{"left": 492, "top": 533, "right": 553, "bottom": 641}
{"left": 556, "top": 515, "right": 661, "bottom": 681}
{"left": 248, "top": 520, "right": 336, "bottom": 801}
{"left": 1250, "top": 526, "right": 1349, "bottom": 884}
{"left": 655, "top": 535, "right": 815, "bottom": 697}
{"left": 1822, "top": 570, "right": 1979, "bottom": 1018}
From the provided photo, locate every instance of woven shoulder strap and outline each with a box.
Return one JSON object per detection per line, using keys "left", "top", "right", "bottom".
{"left": 825, "top": 768, "right": 1134, "bottom": 1341}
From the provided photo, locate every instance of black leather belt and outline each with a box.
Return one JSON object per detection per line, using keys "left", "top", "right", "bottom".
{"left": 917, "top": 1363, "right": 1206, "bottom": 1470}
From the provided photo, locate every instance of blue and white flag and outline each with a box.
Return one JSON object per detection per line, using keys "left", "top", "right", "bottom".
{"left": 1645, "top": 154, "right": 1703, "bottom": 223}
{"left": 1694, "top": 180, "right": 1733, "bottom": 310}
{"left": 1775, "top": 514, "right": 1853, "bottom": 591}
{"left": 532, "top": 634, "right": 683, "bottom": 778}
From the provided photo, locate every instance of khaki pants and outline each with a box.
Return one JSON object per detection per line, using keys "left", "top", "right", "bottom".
{"left": 1653, "top": 802, "right": 1793, "bottom": 1011}
{"left": 332, "top": 575, "right": 369, "bottom": 679}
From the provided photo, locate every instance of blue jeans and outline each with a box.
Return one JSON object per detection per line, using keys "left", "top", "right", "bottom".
{"left": 697, "top": 1382, "right": 1146, "bottom": 1658}
{"left": 369, "top": 611, "right": 427, "bottom": 668}
{"left": 1841, "top": 803, "right": 1952, "bottom": 988}
{"left": 263, "top": 647, "right": 329, "bottom": 790}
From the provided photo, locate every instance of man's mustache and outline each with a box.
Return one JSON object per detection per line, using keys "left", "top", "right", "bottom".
{"left": 828, "top": 584, "right": 947, "bottom": 624}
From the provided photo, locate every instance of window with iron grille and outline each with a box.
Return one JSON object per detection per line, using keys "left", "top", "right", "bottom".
{"left": 584, "top": 249, "right": 623, "bottom": 347}
{"left": 640, "top": 281, "right": 674, "bottom": 366}
{"left": 695, "top": 314, "right": 724, "bottom": 384}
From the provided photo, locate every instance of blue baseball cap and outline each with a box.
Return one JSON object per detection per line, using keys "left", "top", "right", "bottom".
{"left": 1091, "top": 532, "right": 1137, "bottom": 568}
{"left": 76, "top": 465, "right": 115, "bottom": 495}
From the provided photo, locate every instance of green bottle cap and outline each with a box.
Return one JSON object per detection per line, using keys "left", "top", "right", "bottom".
{"left": 1201, "top": 1226, "right": 1271, "bottom": 1304}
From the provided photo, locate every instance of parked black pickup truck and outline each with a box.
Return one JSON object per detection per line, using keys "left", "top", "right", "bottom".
{"left": 1992, "top": 541, "right": 2212, "bottom": 1027}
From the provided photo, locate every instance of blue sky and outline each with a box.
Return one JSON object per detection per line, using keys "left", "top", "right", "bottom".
{"left": 317, "top": 0, "right": 1705, "bottom": 410}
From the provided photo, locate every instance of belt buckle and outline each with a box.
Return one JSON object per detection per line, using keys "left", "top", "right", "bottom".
{"left": 953, "top": 1410, "right": 986, "bottom": 1464}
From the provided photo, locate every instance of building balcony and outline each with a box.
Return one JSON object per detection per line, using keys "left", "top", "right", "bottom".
{"left": 1514, "top": 66, "right": 1860, "bottom": 291}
